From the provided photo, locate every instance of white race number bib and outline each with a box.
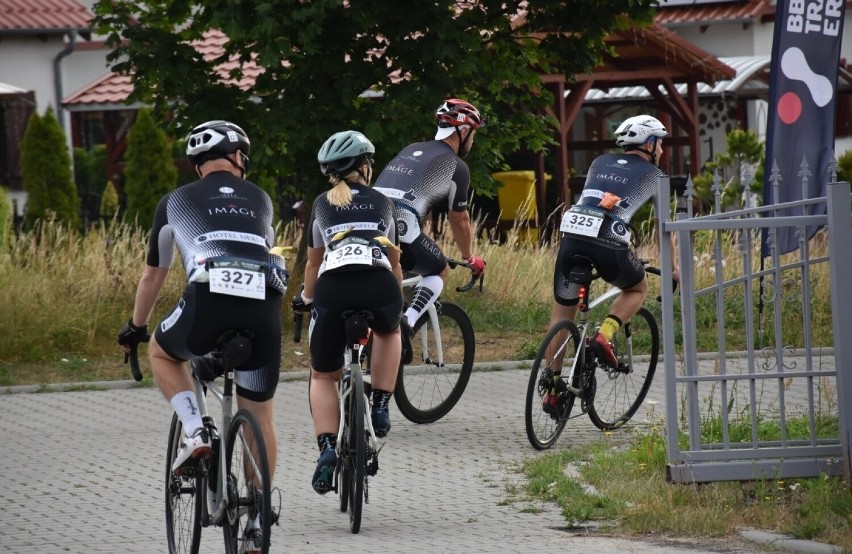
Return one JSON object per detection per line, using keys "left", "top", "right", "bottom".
{"left": 207, "top": 259, "right": 266, "bottom": 300}
{"left": 325, "top": 238, "right": 379, "bottom": 271}
{"left": 559, "top": 205, "right": 605, "bottom": 238}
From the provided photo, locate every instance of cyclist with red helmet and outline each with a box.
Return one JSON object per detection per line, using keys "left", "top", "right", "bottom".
{"left": 374, "top": 98, "right": 487, "bottom": 363}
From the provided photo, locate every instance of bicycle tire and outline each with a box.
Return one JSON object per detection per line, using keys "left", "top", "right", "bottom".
{"left": 524, "top": 319, "right": 581, "bottom": 450}
{"left": 338, "top": 375, "right": 349, "bottom": 515}
{"left": 343, "top": 367, "right": 366, "bottom": 533}
{"left": 165, "top": 414, "right": 203, "bottom": 554}
{"left": 223, "top": 410, "right": 271, "bottom": 554}
{"left": 588, "top": 306, "right": 659, "bottom": 430}
{"left": 394, "top": 301, "right": 475, "bottom": 424}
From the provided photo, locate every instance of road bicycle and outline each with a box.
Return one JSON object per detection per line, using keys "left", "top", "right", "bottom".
{"left": 524, "top": 257, "right": 662, "bottom": 450}
{"left": 127, "top": 332, "right": 279, "bottom": 553}
{"left": 294, "top": 309, "right": 381, "bottom": 534}
{"left": 394, "top": 258, "right": 481, "bottom": 424}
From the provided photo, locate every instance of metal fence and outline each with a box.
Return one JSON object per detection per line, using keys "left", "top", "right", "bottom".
{"left": 655, "top": 164, "right": 851, "bottom": 485}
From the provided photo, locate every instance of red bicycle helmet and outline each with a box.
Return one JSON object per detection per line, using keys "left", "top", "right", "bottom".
{"left": 435, "top": 98, "right": 485, "bottom": 131}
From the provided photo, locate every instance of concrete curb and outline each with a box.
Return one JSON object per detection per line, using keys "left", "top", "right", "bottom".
{"left": 0, "top": 359, "right": 530, "bottom": 395}
{"left": 739, "top": 529, "right": 843, "bottom": 554}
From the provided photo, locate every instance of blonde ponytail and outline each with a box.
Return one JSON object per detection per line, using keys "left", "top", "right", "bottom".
{"left": 327, "top": 169, "right": 366, "bottom": 206}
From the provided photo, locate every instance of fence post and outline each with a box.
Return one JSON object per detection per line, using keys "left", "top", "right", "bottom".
{"left": 826, "top": 180, "right": 852, "bottom": 487}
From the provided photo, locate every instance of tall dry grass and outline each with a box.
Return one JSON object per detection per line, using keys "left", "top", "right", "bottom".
{"left": 0, "top": 213, "right": 834, "bottom": 365}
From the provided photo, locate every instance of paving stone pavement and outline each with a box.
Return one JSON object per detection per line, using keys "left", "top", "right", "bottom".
{"left": 0, "top": 364, "right": 831, "bottom": 554}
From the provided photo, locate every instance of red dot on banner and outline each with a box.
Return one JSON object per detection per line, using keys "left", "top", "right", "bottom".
{"left": 778, "top": 92, "right": 802, "bottom": 124}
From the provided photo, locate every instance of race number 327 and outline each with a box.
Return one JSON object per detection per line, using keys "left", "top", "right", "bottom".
{"left": 209, "top": 267, "right": 266, "bottom": 299}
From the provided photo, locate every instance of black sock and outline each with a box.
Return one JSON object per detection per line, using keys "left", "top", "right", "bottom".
{"left": 317, "top": 433, "right": 336, "bottom": 453}
{"left": 372, "top": 389, "right": 392, "bottom": 411}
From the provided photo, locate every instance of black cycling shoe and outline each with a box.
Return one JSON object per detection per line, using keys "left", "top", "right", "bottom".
{"left": 312, "top": 448, "right": 337, "bottom": 495}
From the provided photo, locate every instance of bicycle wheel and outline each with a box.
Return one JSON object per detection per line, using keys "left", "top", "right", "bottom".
{"left": 340, "top": 368, "right": 366, "bottom": 533}
{"left": 394, "top": 301, "right": 475, "bottom": 424}
{"left": 588, "top": 306, "right": 659, "bottom": 430}
{"left": 338, "top": 376, "right": 349, "bottom": 514}
{"left": 223, "top": 410, "right": 271, "bottom": 554}
{"left": 524, "top": 319, "right": 581, "bottom": 450}
{"left": 165, "top": 414, "right": 202, "bottom": 554}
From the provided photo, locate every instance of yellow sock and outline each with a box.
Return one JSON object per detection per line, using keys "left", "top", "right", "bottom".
{"left": 599, "top": 316, "right": 622, "bottom": 341}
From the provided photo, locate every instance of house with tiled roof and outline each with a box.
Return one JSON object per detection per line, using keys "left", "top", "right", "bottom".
{"left": 6, "top": 1, "right": 852, "bottom": 231}
{"left": 0, "top": 0, "right": 111, "bottom": 192}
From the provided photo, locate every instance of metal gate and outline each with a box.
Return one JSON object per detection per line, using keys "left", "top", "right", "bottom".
{"left": 655, "top": 167, "right": 851, "bottom": 484}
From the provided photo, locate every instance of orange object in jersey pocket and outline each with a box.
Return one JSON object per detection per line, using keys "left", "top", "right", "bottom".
{"left": 599, "top": 192, "right": 621, "bottom": 210}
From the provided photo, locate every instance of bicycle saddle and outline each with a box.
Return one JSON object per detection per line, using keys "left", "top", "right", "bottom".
{"left": 567, "top": 255, "right": 595, "bottom": 285}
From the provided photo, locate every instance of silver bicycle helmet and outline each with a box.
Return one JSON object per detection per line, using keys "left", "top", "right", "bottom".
{"left": 614, "top": 115, "right": 667, "bottom": 147}
{"left": 317, "top": 130, "right": 375, "bottom": 176}
{"left": 186, "top": 120, "right": 251, "bottom": 166}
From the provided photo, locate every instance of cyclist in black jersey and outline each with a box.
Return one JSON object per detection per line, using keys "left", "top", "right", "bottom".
{"left": 291, "top": 130, "right": 403, "bottom": 495}
{"left": 373, "top": 98, "right": 486, "bottom": 363}
{"left": 117, "top": 121, "right": 287, "bottom": 526}
{"left": 545, "top": 115, "right": 680, "bottom": 410}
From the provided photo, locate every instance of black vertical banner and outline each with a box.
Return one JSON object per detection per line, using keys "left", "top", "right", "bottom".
{"left": 762, "top": 0, "right": 846, "bottom": 256}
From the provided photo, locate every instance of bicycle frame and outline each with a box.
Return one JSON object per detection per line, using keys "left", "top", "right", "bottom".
{"left": 558, "top": 282, "right": 624, "bottom": 397}
{"left": 401, "top": 274, "right": 449, "bottom": 369}
{"left": 193, "top": 373, "right": 234, "bottom": 524}
{"left": 338, "top": 342, "right": 379, "bottom": 454}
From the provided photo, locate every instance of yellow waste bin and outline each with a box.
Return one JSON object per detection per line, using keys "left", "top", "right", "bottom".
{"left": 491, "top": 170, "right": 548, "bottom": 243}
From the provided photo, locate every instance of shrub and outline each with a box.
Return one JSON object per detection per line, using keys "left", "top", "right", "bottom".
{"left": 100, "top": 181, "right": 120, "bottom": 222}
{"left": 0, "top": 185, "right": 10, "bottom": 249}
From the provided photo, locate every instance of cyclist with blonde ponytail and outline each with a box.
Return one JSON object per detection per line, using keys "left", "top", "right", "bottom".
{"left": 291, "top": 130, "right": 404, "bottom": 495}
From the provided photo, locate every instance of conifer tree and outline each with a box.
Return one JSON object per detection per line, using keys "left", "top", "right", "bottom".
{"left": 0, "top": 185, "right": 11, "bottom": 249}
{"left": 20, "top": 107, "right": 80, "bottom": 228}
{"left": 124, "top": 108, "right": 177, "bottom": 226}
{"left": 100, "top": 180, "right": 120, "bottom": 222}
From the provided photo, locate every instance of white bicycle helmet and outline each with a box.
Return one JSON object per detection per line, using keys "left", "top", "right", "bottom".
{"left": 614, "top": 115, "right": 667, "bottom": 147}
{"left": 186, "top": 120, "right": 250, "bottom": 166}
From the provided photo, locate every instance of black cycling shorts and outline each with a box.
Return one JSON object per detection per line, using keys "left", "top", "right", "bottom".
{"left": 309, "top": 269, "right": 403, "bottom": 373}
{"left": 154, "top": 283, "right": 282, "bottom": 402}
{"left": 553, "top": 236, "right": 645, "bottom": 306}
{"left": 400, "top": 232, "right": 447, "bottom": 276}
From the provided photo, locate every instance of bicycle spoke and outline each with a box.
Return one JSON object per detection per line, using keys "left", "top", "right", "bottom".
{"left": 525, "top": 320, "right": 580, "bottom": 450}
{"left": 395, "top": 302, "right": 475, "bottom": 423}
{"left": 588, "top": 307, "right": 659, "bottom": 430}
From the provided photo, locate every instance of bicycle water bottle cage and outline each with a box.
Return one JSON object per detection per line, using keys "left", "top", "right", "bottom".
{"left": 342, "top": 310, "right": 373, "bottom": 345}
{"left": 217, "top": 330, "right": 255, "bottom": 370}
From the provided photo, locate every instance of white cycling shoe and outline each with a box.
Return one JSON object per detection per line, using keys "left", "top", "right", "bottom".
{"left": 171, "top": 428, "right": 211, "bottom": 475}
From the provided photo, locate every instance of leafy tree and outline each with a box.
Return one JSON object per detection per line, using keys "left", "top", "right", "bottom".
{"left": 93, "top": 0, "right": 656, "bottom": 201}
{"left": 123, "top": 108, "right": 177, "bottom": 226}
{"left": 19, "top": 107, "right": 80, "bottom": 228}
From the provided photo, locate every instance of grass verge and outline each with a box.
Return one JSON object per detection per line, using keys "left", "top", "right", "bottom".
{"left": 522, "top": 428, "right": 852, "bottom": 550}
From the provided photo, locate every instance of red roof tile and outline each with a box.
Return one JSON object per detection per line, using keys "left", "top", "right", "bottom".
{"left": 0, "top": 0, "right": 92, "bottom": 32}
{"left": 64, "top": 30, "right": 263, "bottom": 107}
{"left": 655, "top": 0, "right": 776, "bottom": 26}
{"left": 63, "top": 72, "right": 133, "bottom": 106}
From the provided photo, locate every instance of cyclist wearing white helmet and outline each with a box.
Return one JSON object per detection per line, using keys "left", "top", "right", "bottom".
{"left": 118, "top": 120, "right": 287, "bottom": 544}
{"left": 292, "top": 130, "right": 403, "bottom": 495}
{"left": 373, "top": 98, "right": 487, "bottom": 364}
{"left": 543, "top": 114, "right": 679, "bottom": 411}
